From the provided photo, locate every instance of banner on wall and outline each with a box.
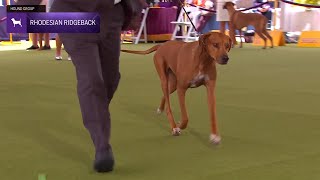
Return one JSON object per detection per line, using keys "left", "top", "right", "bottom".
{"left": 0, "top": 0, "right": 59, "bottom": 41}
{"left": 7, "top": 12, "right": 100, "bottom": 33}
{"left": 0, "top": 0, "right": 30, "bottom": 40}
{"left": 0, "top": 0, "right": 51, "bottom": 40}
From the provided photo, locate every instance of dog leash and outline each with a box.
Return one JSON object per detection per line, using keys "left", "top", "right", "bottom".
{"left": 178, "top": 0, "right": 200, "bottom": 34}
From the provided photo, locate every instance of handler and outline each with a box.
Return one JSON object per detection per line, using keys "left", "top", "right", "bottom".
{"left": 216, "top": 0, "right": 236, "bottom": 44}
{"left": 50, "top": 0, "right": 144, "bottom": 173}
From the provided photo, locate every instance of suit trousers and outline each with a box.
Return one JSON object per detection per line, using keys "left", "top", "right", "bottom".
{"left": 58, "top": 4, "right": 124, "bottom": 158}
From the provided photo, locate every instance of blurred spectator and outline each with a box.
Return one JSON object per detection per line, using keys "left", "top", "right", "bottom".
{"left": 216, "top": 0, "right": 237, "bottom": 44}
{"left": 195, "top": 0, "right": 215, "bottom": 33}
{"left": 255, "top": 0, "right": 272, "bottom": 28}
{"left": 14, "top": 0, "right": 45, "bottom": 50}
{"left": 38, "top": 33, "right": 51, "bottom": 50}
{"left": 38, "top": 0, "right": 51, "bottom": 50}
{"left": 216, "top": 0, "right": 233, "bottom": 34}
{"left": 26, "top": 33, "right": 40, "bottom": 50}
{"left": 55, "top": 34, "right": 71, "bottom": 61}
{"left": 256, "top": 0, "right": 272, "bottom": 20}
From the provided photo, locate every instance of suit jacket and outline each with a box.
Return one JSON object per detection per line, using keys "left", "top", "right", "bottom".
{"left": 50, "top": 0, "right": 147, "bottom": 31}
{"left": 50, "top": 0, "right": 114, "bottom": 13}
{"left": 121, "top": 0, "right": 148, "bottom": 31}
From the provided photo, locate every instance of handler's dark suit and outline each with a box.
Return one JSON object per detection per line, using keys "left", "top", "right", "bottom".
{"left": 50, "top": 0, "right": 124, "bottom": 173}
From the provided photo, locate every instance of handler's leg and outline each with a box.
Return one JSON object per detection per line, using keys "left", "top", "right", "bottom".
{"left": 219, "top": 21, "right": 226, "bottom": 34}
{"left": 60, "top": 36, "right": 114, "bottom": 172}
{"left": 99, "top": 32, "right": 122, "bottom": 105}
{"left": 58, "top": 3, "right": 124, "bottom": 173}
{"left": 98, "top": 3, "right": 124, "bottom": 127}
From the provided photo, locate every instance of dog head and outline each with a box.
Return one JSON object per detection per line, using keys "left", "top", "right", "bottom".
{"left": 223, "top": 2, "right": 235, "bottom": 9}
{"left": 11, "top": 18, "right": 15, "bottom": 22}
{"left": 199, "top": 32, "right": 232, "bottom": 65}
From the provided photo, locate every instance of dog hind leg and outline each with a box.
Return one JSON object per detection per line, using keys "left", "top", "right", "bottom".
{"left": 177, "top": 87, "right": 189, "bottom": 130}
{"left": 262, "top": 29, "right": 273, "bottom": 48}
{"left": 255, "top": 31, "right": 267, "bottom": 49}
{"left": 154, "top": 57, "right": 180, "bottom": 136}
{"left": 157, "top": 70, "right": 177, "bottom": 114}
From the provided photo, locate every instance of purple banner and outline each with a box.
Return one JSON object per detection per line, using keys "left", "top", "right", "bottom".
{"left": 6, "top": 12, "right": 100, "bottom": 33}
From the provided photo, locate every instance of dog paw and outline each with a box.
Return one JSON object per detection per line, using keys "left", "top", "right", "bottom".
{"left": 156, "top": 108, "right": 163, "bottom": 114}
{"left": 209, "top": 134, "right": 221, "bottom": 145}
{"left": 172, "top": 128, "right": 181, "bottom": 136}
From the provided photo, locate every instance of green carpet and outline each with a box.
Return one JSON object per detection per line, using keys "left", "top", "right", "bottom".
{"left": 0, "top": 44, "right": 320, "bottom": 180}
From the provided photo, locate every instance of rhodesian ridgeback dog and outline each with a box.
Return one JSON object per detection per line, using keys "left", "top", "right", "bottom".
{"left": 223, "top": 2, "right": 273, "bottom": 49}
{"left": 121, "top": 32, "right": 232, "bottom": 144}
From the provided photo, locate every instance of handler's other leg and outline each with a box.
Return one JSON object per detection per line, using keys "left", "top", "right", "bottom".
{"left": 93, "top": 26, "right": 122, "bottom": 174}
{"left": 99, "top": 34, "right": 122, "bottom": 107}
{"left": 219, "top": 21, "right": 226, "bottom": 34}
{"left": 94, "top": 3, "right": 124, "bottom": 173}
{"left": 60, "top": 37, "right": 114, "bottom": 173}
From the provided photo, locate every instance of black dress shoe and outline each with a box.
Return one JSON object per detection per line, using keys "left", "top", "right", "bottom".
{"left": 94, "top": 149, "right": 114, "bottom": 173}
{"left": 40, "top": 45, "right": 51, "bottom": 50}
{"left": 26, "top": 45, "right": 39, "bottom": 50}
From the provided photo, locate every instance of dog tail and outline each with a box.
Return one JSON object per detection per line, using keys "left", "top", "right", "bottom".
{"left": 121, "top": 44, "right": 161, "bottom": 55}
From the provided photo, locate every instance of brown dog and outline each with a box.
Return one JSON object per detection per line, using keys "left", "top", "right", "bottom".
{"left": 223, "top": 2, "right": 273, "bottom": 49}
{"left": 121, "top": 32, "right": 232, "bottom": 144}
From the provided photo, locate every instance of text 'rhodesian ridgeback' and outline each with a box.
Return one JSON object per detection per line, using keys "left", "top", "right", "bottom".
{"left": 121, "top": 32, "right": 232, "bottom": 144}
{"left": 224, "top": 2, "right": 274, "bottom": 49}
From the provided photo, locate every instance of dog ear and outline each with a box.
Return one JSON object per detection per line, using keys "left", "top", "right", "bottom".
{"left": 199, "top": 33, "right": 211, "bottom": 49}
{"left": 223, "top": 2, "right": 227, "bottom": 9}
{"left": 225, "top": 2, "right": 235, "bottom": 7}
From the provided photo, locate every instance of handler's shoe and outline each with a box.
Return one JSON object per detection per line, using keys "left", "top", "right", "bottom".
{"left": 94, "top": 148, "right": 114, "bottom": 173}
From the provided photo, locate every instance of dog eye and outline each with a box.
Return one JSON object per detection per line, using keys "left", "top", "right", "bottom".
{"left": 213, "top": 43, "right": 218, "bottom": 48}
{"left": 225, "top": 43, "right": 229, "bottom": 49}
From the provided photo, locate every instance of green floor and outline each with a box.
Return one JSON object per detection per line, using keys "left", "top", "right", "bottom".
{"left": 1, "top": 44, "right": 320, "bottom": 180}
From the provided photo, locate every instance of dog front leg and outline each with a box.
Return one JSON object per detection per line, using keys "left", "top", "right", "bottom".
{"left": 206, "top": 80, "right": 221, "bottom": 145}
{"left": 160, "top": 78, "right": 180, "bottom": 136}
{"left": 177, "top": 87, "right": 189, "bottom": 130}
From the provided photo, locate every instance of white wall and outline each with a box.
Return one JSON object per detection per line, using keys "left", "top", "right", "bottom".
{"left": 281, "top": 3, "right": 320, "bottom": 31}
